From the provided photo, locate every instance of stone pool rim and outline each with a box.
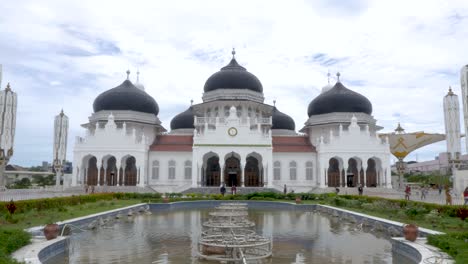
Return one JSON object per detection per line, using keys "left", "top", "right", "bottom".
{"left": 12, "top": 200, "right": 453, "bottom": 264}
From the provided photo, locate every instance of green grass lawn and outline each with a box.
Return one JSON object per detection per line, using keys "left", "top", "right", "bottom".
{"left": 0, "top": 199, "right": 141, "bottom": 231}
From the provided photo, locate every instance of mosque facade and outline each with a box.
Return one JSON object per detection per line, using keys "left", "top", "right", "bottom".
{"left": 72, "top": 51, "right": 392, "bottom": 192}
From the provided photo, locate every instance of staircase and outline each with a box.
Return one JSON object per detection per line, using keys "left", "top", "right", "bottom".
{"left": 181, "top": 187, "right": 282, "bottom": 195}
{"left": 64, "top": 186, "right": 157, "bottom": 194}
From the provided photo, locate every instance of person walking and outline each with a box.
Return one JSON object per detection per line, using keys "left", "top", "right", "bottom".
{"left": 438, "top": 185, "right": 443, "bottom": 195}
{"left": 283, "top": 184, "right": 287, "bottom": 195}
{"left": 445, "top": 187, "right": 452, "bottom": 205}
{"left": 335, "top": 187, "right": 340, "bottom": 195}
{"left": 463, "top": 187, "right": 468, "bottom": 205}
{"left": 404, "top": 185, "right": 411, "bottom": 201}
{"left": 421, "top": 186, "right": 427, "bottom": 200}
{"left": 220, "top": 184, "right": 226, "bottom": 197}
{"left": 358, "top": 184, "right": 363, "bottom": 196}
{"left": 231, "top": 185, "right": 237, "bottom": 195}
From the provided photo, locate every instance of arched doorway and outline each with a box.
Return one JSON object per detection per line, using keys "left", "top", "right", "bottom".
{"left": 124, "top": 156, "right": 137, "bottom": 186}
{"left": 366, "top": 159, "right": 377, "bottom": 187}
{"left": 224, "top": 156, "right": 241, "bottom": 187}
{"left": 347, "top": 158, "right": 359, "bottom": 187}
{"left": 244, "top": 156, "right": 260, "bottom": 187}
{"left": 106, "top": 156, "right": 118, "bottom": 186}
{"left": 205, "top": 156, "right": 221, "bottom": 186}
{"left": 87, "top": 157, "right": 98, "bottom": 186}
{"left": 327, "top": 158, "right": 340, "bottom": 187}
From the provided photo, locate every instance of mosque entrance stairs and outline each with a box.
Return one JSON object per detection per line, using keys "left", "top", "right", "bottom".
{"left": 181, "top": 187, "right": 282, "bottom": 195}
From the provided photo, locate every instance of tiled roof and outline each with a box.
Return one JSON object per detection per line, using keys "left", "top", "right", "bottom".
{"left": 150, "top": 135, "right": 193, "bottom": 151}
{"left": 272, "top": 136, "right": 316, "bottom": 152}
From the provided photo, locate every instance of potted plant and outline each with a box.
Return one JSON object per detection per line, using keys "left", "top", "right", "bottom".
{"left": 295, "top": 196, "right": 302, "bottom": 204}
{"left": 403, "top": 224, "right": 418, "bottom": 242}
{"left": 43, "top": 218, "right": 60, "bottom": 240}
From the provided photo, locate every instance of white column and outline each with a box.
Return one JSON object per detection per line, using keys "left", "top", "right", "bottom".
{"left": 123, "top": 165, "right": 127, "bottom": 186}
{"left": 357, "top": 165, "right": 361, "bottom": 185}
{"left": 72, "top": 166, "right": 79, "bottom": 186}
{"left": 343, "top": 167, "right": 348, "bottom": 188}
{"left": 139, "top": 165, "right": 146, "bottom": 187}
{"left": 219, "top": 160, "right": 225, "bottom": 186}
{"left": 385, "top": 162, "right": 392, "bottom": 188}
{"left": 116, "top": 161, "right": 121, "bottom": 186}
{"left": 363, "top": 165, "right": 367, "bottom": 188}
{"left": 96, "top": 158, "right": 102, "bottom": 186}
{"left": 241, "top": 161, "right": 245, "bottom": 187}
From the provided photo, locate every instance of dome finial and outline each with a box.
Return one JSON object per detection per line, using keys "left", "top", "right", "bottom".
{"left": 136, "top": 69, "right": 140, "bottom": 83}
{"left": 232, "top": 48, "right": 236, "bottom": 59}
{"left": 126, "top": 69, "right": 130, "bottom": 80}
{"left": 5, "top": 82, "right": 11, "bottom": 91}
{"left": 273, "top": 100, "right": 276, "bottom": 107}
{"left": 336, "top": 72, "right": 341, "bottom": 82}
{"left": 448, "top": 86, "right": 453, "bottom": 95}
{"left": 190, "top": 99, "right": 193, "bottom": 105}
{"left": 327, "top": 70, "right": 331, "bottom": 84}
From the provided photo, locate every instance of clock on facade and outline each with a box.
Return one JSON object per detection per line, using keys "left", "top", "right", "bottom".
{"left": 228, "top": 127, "right": 238, "bottom": 137}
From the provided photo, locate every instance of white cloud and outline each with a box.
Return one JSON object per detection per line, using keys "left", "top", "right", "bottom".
{"left": 0, "top": 0, "right": 467, "bottom": 166}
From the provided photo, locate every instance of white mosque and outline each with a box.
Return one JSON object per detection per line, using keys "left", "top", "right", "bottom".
{"left": 72, "top": 50, "right": 392, "bottom": 193}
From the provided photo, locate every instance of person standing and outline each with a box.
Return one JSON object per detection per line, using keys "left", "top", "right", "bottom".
{"left": 421, "top": 186, "right": 427, "bottom": 200}
{"left": 445, "top": 187, "right": 452, "bottom": 205}
{"left": 358, "top": 184, "right": 363, "bottom": 196}
{"left": 463, "top": 187, "right": 468, "bottom": 205}
{"left": 283, "top": 184, "right": 287, "bottom": 195}
{"left": 404, "top": 185, "right": 411, "bottom": 201}
{"left": 231, "top": 185, "right": 237, "bottom": 195}
{"left": 220, "top": 184, "right": 226, "bottom": 197}
{"left": 438, "top": 185, "right": 443, "bottom": 195}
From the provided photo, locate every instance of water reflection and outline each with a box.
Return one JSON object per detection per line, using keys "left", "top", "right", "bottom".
{"left": 47, "top": 208, "right": 410, "bottom": 264}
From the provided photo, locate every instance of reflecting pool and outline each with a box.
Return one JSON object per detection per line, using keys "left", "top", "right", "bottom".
{"left": 46, "top": 208, "right": 412, "bottom": 263}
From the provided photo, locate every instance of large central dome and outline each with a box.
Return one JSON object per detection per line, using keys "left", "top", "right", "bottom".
{"left": 204, "top": 51, "right": 263, "bottom": 93}
{"left": 93, "top": 78, "right": 159, "bottom": 115}
{"left": 307, "top": 80, "right": 372, "bottom": 117}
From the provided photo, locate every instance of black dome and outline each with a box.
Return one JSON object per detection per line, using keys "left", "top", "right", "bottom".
{"left": 170, "top": 106, "right": 194, "bottom": 130}
{"left": 93, "top": 79, "right": 159, "bottom": 115}
{"left": 272, "top": 107, "right": 295, "bottom": 131}
{"left": 204, "top": 58, "right": 263, "bottom": 93}
{"left": 307, "top": 82, "right": 372, "bottom": 117}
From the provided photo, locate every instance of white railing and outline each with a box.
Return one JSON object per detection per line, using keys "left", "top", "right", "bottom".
{"left": 194, "top": 117, "right": 272, "bottom": 126}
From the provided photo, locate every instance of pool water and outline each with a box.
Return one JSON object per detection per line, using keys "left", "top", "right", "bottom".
{"left": 46, "top": 208, "right": 412, "bottom": 264}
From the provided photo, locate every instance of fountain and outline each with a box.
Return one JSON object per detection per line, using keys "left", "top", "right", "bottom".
{"left": 197, "top": 203, "right": 273, "bottom": 263}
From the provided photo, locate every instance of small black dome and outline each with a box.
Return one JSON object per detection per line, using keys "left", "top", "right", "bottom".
{"left": 93, "top": 79, "right": 159, "bottom": 115}
{"left": 170, "top": 106, "right": 194, "bottom": 130}
{"left": 272, "top": 107, "right": 295, "bottom": 131}
{"left": 307, "top": 82, "right": 372, "bottom": 117}
{"left": 204, "top": 58, "right": 263, "bottom": 93}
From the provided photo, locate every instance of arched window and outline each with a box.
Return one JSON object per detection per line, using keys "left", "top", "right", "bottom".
{"left": 236, "top": 105, "right": 242, "bottom": 117}
{"left": 224, "top": 106, "right": 230, "bottom": 117}
{"left": 305, "top": 161, "right": 313, "bottom": 180}
{"left": 152, "top": 160, "right": 159, "bottom": 180}
{"left": 273, "top": 161, "right": 281, "bottom": 180}
{"left": 168, "top": 160, "right": 176, "bottom": 179}
{"left": 184, "top": 160, "right": 192, "bottom": 180}
{"left": 289, "top": 161, "right": 297, "bottom": 180}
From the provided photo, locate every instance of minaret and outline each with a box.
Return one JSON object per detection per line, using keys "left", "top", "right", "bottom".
{"left": 443, "top": 87, "right": 461, "bottom": 166}
{"left": 460, "top": 65, "right": 468, "bottom": 152}
{"left": 53, "top": 109, "right": 69, "bottom": 186}
{"left": 0, "top": 81, "right": 17, "bottom": 188}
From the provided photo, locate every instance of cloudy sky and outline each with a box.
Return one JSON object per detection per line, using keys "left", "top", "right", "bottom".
{"left": 1, "top": 0, "right": 468, "bottom": 166}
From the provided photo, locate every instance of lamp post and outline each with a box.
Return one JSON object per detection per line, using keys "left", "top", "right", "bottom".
{"left": 0, "top": 82, "right": 17, "bottom": 189}
{"left": 53, "top": 109, "right": 68, "bottom": 187}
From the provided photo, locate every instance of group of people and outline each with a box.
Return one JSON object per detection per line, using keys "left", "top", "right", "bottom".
{"left": 219, "top": 184, "right": 237, "bottom": 196}
{"left": 404, "top": 185, "right": 468, "bottom": 206}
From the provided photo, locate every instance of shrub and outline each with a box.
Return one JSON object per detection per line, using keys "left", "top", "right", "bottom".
{"left": 0, "top": 229, "right": 30, "bottom": 263}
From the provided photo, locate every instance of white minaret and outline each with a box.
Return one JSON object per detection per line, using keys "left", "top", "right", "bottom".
{"left": 443, "top": 87, "right": 461, "bottom": 166}
{"left": 460, "top": 65, "right": 468, "bottom": 152}
{"left": 53, "top": 109, "right": 69, "bottom": 186}
{"left": 0, "top": 82, "right": 17, "bottom": 188}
